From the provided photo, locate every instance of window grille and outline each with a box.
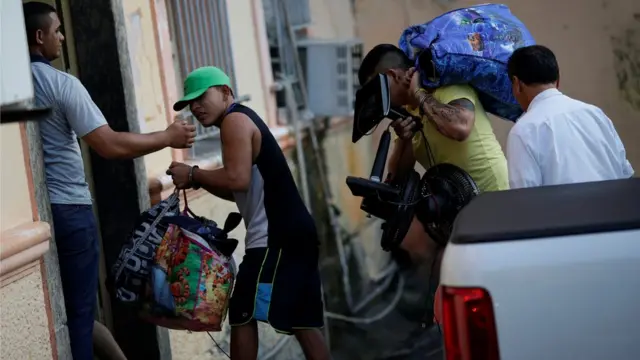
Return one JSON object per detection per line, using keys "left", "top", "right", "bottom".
{"left": 168, "top": 0, "right": 236, "bottom": 159}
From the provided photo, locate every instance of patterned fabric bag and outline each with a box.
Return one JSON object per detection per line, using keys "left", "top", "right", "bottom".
{"left": 398, "top": 4, "right": 535, "bottom": 122}
{"left": 111, "top": 190, "right": 240, "bottom": 332}
{"left": 110, "top": 191, "right": 181, "bottom": 304}
{"left": 140, "top": 212, "right": 240, "bottom": 331}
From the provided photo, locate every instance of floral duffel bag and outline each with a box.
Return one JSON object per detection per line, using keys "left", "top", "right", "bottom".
{"left": 110, "top": 190, "right": 241, "bottom": 331}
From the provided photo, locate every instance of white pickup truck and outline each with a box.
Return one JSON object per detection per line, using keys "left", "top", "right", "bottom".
{"left": 439, "top": 178, "right": 640, "bottom": 360}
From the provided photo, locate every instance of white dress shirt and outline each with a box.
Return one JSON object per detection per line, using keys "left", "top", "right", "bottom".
{"left": 506, "top": 88, "right": 634, "bottom": 189}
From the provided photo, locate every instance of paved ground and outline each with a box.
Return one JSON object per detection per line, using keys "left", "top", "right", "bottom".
{"left": 329, "top": 264, "right": 443, "bottom": 360}
{"left": 187, "top": 260, "right": 443, "bottom": 360}
{"left": 170, "top": 196, "right": 442, "bottom": 360}
{"left": 168, "top": 197, "right": 301, "bottom": 360}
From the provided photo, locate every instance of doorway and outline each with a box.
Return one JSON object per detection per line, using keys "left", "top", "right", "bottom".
{"left": 21, "top": 0, "right": 114, "bottom": 333}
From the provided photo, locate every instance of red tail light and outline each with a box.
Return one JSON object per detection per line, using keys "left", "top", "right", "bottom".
{"left": 442, "top": 286, "right": 500, "bottom": 360}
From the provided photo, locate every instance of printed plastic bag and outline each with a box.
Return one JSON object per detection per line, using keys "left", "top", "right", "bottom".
{"left": 398, "top": 4, "right": 535, "bottom": 121}
{"left": 110, "top": 191, "right": 180, "bottom": 304}
{"left": 110, "top": 190, "right": 241, "bottom": 332}
{"left": 140, "top": 214, "right": 239, "bottom": 331}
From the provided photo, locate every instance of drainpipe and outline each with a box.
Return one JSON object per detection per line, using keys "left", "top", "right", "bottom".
{"left": 279, "top": 77, "right": 312, "bottom": 212}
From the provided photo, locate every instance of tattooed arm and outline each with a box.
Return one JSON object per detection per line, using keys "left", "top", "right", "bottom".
{"left": 414, "top": 91, "right": 476, "bottom": 141}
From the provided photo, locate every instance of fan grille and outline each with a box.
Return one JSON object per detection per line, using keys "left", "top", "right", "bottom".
{"left": 418, "top": 163, "right": 480, "bottom": 244}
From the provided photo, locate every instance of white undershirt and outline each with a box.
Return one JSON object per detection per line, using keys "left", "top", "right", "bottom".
{"left": 506, "top": 88, "right": 634, "bottom": 189}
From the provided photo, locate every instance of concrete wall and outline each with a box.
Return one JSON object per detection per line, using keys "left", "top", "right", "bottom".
{"left": 0, "top": 123, "right": 56, "bottom": 359}
{"left": 0, "top": 124, "right": 56, "bottom": 359}
{"left": 354, "top": 0, "right": 640, "bottom": 169}
{"left": 308, "top": 0, "right": 356, "bottom": 38}
{"left": 306, "top": 0, "right": 392, "bottom": 294}
{"left": 0, "top": 123, "right": 32, "bottom": 232}
{"left": 0, "top": 267, "right": 53, "bottom": 359}
{"left": 226, "top": 0, "right": 275, "bottom": 124}
{"left": 321, "top": 123, "right": 386, "bottom": 281}
{"left": 125, "top": 0, "right": 172, "bottom": 175}
{"left": 122, "top": 0, "right": 174, "bottom": 180}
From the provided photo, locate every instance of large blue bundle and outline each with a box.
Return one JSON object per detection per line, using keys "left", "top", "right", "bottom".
{"left": 398, "top": 4, "right": 535, "bottom": 122}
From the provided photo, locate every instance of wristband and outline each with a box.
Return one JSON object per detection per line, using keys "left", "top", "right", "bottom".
{"left": 189, "top": 165, "right": 201, "bottom": 190}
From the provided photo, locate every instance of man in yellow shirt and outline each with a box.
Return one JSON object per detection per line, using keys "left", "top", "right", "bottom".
{"left": 358, "top": 44, "right": 508, "bottom": 263}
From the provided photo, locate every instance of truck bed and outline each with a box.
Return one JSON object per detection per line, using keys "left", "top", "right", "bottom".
{"left": 441, "top": 178, "right": 640, "bottom": 360}
{"left": 451, "top": 178, "right": 640, "bottom": 244}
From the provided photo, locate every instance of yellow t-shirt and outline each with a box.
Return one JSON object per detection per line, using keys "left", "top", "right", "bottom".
{"left": 394, "top": 84, "right": 509, "bottom": 192}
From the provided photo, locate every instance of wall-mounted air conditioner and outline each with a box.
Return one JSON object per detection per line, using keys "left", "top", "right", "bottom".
{"left": 297, "top": 38, "right": 363, "bottom": 118}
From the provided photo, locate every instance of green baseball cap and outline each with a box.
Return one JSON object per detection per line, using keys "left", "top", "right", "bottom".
{"left": 173, "top": 66, "right": 232, "bottom": 111}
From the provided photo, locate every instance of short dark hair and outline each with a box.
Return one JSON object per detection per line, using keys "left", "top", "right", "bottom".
{"left": 23, "top": 1, "right": 57, "bottom": 46}
{"left": 507, "top": 45, "right": 559, "bottom": 86}
{"left": 358, "top": 44, "right": 412, "bottom": 86}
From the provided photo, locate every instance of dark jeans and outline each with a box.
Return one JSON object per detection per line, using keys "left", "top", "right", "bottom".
{"left": 51, "top": 204, "right": 100, "bottom": 360}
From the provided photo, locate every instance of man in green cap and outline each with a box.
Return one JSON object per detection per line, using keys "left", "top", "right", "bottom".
{"left": 167, "top": 66, "right": 331, "bottom": 359}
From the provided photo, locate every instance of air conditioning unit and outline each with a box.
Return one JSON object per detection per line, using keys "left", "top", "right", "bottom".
{"left": 297, "top": 38, "right": 363, "bottom": 118}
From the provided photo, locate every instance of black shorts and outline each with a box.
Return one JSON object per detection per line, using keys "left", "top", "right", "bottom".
{"left": 228, "top": 246, "right": 324, "bottom": 334}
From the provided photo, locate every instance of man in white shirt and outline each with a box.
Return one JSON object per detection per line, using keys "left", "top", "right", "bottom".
{"left": 506, "top": 45, "right": 634, "bottom": 189}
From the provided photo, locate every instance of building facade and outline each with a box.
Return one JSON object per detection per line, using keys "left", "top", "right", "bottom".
{"left": 2, "top": 0, "right": 381, "bottom": 359}
{"left": 0, "top": 122, "right": 55, "bottom": 360}
{"left": 7, "top": 0, "right": 633, "bottom": 359}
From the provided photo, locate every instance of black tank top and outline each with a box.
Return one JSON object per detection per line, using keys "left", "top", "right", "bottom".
{"left": 225, "top": 104, "right": 318, "bottom": 248}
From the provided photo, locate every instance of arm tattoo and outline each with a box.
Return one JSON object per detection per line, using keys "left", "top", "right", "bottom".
{"left": 417, "top": 94, "right": 476, "bottom": 140}
{"left": 419, "top": 95, "right": 475, "bottom": 125}
{"left": 448, "top": 98, "right": 475, "bottom": 112}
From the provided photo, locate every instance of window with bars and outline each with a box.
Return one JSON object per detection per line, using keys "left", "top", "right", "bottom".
{"left": 167, "top": 0, "right": 236, "bottom": 160}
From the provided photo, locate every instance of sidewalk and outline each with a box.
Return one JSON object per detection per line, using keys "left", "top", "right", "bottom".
{"left": 168, "top": 194, "right": 443, "bottom": 360}
{"left": 169, "top": 196, "right": 304, "bottom": 360}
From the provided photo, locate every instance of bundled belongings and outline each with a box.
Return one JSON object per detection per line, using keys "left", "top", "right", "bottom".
{"left": 398, "top": 4, "right": 535, "bottom": 122}
{"left": 109, "top": 190, "right": 241, "bottom": 331}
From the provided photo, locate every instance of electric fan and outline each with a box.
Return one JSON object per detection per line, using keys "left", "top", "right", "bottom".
{"left": 347, "top": 73, "right": 480, "bottom": 250}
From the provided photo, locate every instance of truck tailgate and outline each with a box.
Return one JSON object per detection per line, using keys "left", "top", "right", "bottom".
{"left": 441, "top": 179, "right": 640, "bottom": 360}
